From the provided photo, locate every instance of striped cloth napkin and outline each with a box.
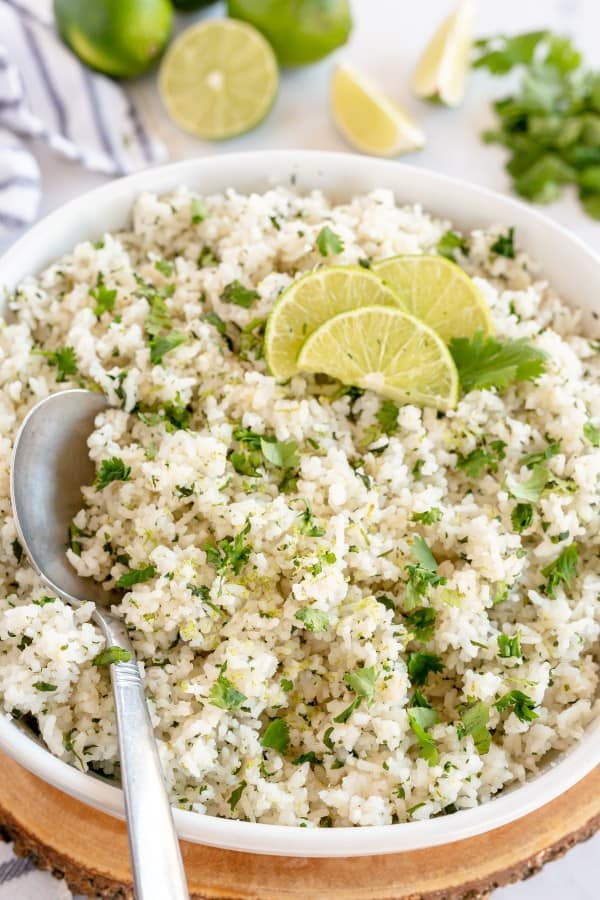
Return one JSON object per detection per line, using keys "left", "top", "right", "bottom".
{"left": 0, "top": 842, "right": 74, "bottom": 899}
{"left": 0, "top": 0, "right": 166, "bottom": 234}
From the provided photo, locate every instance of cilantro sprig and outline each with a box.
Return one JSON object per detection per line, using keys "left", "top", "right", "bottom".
{"left": 204, "top": 520, "right": 252, "bottom": 578}
{"left": 94, "top": 457, "right": 131, "bottom": 491}
{"left": 334, "top": 666, "right": 378, "bottom": 723}
{"left": 473, "top": 31, "right": 600, "bottom": 219}
{"left": 404, "top": 536, "right": 446, "bottom": 610}
{"left": 36, "top": 346, "right": 78, "bottom": 383}
{"left": 449, "top": 331, "right": 548, "bottom": 394}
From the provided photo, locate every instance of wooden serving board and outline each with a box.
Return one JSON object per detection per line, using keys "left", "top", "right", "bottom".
{"left": 0, "top": 752, "right": 598, "bottom": 900}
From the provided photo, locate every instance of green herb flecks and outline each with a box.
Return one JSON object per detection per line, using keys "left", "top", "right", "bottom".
{"left": 116, "top": 565, "right": 156, "bottom": 589}
{"left": 490, "top": 227, "right": 516, "bottom": 258}
{"left": 404, "top": 607, "right": 437, "bottom": 642}
{"left": 191, "top": 198, "right": 208, "bottom": 224}
{"left": 93, "top": 646, "right": 133, "bottom": 666}
{"left": 411, "top": 508, "right": 442, "bottom": 525}
{"left": 228, "top": 780, "right": 246, "bottom": 811}
{"left": 437, "top": 230, "right": 469, "bottom": 262}
{"left": 295, "top": 607, "right": 330, "bottom": 632}
{"left": 36, "top": 346, "right": 78, "bottom": 383}
{"left": 404, "top": 536, "right": 446, "bottom": 610}
{"left": 540, "top": 542, "right": 579, "bottom": 597}
{"left": 204, "top": 520, "right": 252, "bottom": 578}
{"left": 94, "top": 457, "right": 131, "bottom": 491}
{"left": 334, "top": 666, "right": 378, "bottom": 723}
{"left": 221, "top": 280, "right": 260, "bottom": 309}
{"left": 511, "top": 502, "right": 534, "bottom": 533}
{"left": 407, "top": 652, "right": 444, "bottom": 686}
{"left": 495, "top": 689, "right": 539, "bottom": 722}
{"left": 504, "top": 464, "right": 549, "bottom": 502}
{"left": 497, "top": 633, "right": 522, "bottom": 658}
{"left": 457, "top": 701, "right": 491, "bottom": 754}
{"left": 316, "top": 225, "right": 344, "bottom": 256}
{"left": 90, "top": 277, "right": 117, "bottom": 317}
{"left": 260, "top": 717, "right": 289, "bottom": 753}
{"left": 407, "top": 705, "right": 439, "bottom": 766}
{"left": 209, "top": 668, "right": 247, "bottom": 710}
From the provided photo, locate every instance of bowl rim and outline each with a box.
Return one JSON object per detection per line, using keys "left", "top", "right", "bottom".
{"left": 0, "top": 149, "right": 598, "bottom": 858}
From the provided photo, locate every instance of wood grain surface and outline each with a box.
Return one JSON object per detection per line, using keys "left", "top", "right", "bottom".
{"left": 0, "top": 752, "right": 598, "bottom": 899}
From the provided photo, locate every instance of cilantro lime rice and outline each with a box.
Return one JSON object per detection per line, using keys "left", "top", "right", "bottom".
{"left": 0, "top": 187, "right": 598, "bottom": 826}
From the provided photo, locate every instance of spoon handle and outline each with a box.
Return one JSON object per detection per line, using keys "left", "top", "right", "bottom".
{"left": 102, "top": 616, "right": 189, "bottom": 900}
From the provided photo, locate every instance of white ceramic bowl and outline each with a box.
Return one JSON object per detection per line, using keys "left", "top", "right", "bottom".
{"left": 0, "top": 151, "right": 598, "bottom": 858}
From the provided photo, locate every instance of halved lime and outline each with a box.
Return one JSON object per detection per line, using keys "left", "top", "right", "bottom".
{"left": 331, "top": 63, "right": 425, "bottom": 157}
{"left": 158, "top": 19, "right": 278, "bottom": 140}
{"left": 264, "top": 266, "right": 405, "bottom": 381}
{"left": 297, "top": 307, "right": 459, "bottom": 410}
{"left": 373, "top": 255, "right": 493, "bottom": 343}
{"left": 413, "top": 0, "right": 474, "bottom": 107}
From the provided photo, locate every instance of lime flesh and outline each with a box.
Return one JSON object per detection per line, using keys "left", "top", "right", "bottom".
{"left": 54, "top": 0, "right": 173, "bottom": 78}
{"left": 413, "top": 0, "right": 475, "bottom": 107}
{"left": 373, "top": 254, "right": 493, "bottom": 343}
{"left": 264, "top": 266, "right": 405, "bottom": 381}
{"left": 159, "top": 19, "right": 278, "bottom": 140}
{"left": 331, "top": 63, "right": 425, "bottom": 157}
{"left": 297, "top": 306, "right": 459, "bottom": 411}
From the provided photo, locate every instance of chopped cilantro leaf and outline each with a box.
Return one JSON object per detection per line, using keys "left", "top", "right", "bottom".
{"left": 94, "top": 457, "right": 131, "bottom": 491}
{"left": 407, "top": 652, "right": 444, "bottom": 686}
{"left": 33, "top": 681, "right": 57, "bottom": 692}
{"left": 116, "top": 565, "right": 156, "bottom": 589}
{"left": 297, "top": 501, "right": 326, "bottom": 537}
{"left": 411, "top": 508, "right": 442, "bottom": 525}
{"left": 295, "top": 607, "right": 329, "bottom": 632}
{"left": 204, "top": 520, "right": 252, "bottom": 577}
{"left": 498, "top": 633, "right": 521, "bottom": 658}
{"left": 316, "top": 225, "right": 344, "bottom": 256}
{"left": 240, "top": 317, "right": 266, "bottom": 361}
{"left": 583, "top": 421, "right": 600, "bottom": 447}
{"left": 260, "top": 717, "right": 289, "bottom": 753}
{"left": 292, "top": 751, "right": 322, "bottom": 766}
{"left": 437, "top": 229, "right": 469, "bottom": 261}
{"left": 457, "top": 701, "right": 491, "bottom": 754}
{"left": 36, "top": 346, "right": 78, "bottom": 382}
{"left": 229, "top": 780, "right": 246, "bottom": 811}
{"left": 457, "top": 445, "right": 502, "bottom": 478}
{"left": 190, "top": 197, "right": 208, "bottom": 224}
{"left": 260, "top": 437, "right": 299, "bottom": 470}
{"left": 495, "top": 689, "right": 539, "bottom": 722}
{"left": 504, "top": 464, "right": 549, "bottom": 501}
{"left": 490, "top": 227, "right": 516, "bottom": 258}
{"left": 520, "top": 440, "right": 560, "bottom": 469}
{"left": 149, "top": 330, "right": 187, "bottom": 365}
{"left": 407, "top": 706, "right": 439, "bottom": 766}
{"left": 197, "top": 246, "right": 219, "bottom": 267}
{"left": 154, "top": 259, "right": 175, "bottom": 277}
{"left": 220, "top": 280, "right": 260, "bottom": 308}
{"left": 540, "top": 542, "right": 579, "bottom": 597}
{"left": 375, "top": 400, "right": 399, "bottom": 435}
{"left": 344, "top": 666, "right": 378, "bottom": 704}
{"left": 376, "top": 595, "right": 395, "bottom": 611}
{"left": 511, "top": 502, "right": 534, "bottom": 533}
{"left": 90, "top": 279, "right": 117, "bottom": 317}
{"left": 145, "top": 293, "right": 172, "bottom": 338}
{"left": 93, "top": 646, "right": 133, "bottom": 666}
{"left": 473, "top": 31, "right": 553, "bottom": 74}
{"left": 209, "top": 669, "right": 247, "bottom": 710}
{"left": 281, "top": 678, "right": 293, "bottom": 693}
{"left": 404, "top": 607, "right": 436, "bottom": 642}
{"left": 405, "top": 536, "right": 446, "bottom": 610}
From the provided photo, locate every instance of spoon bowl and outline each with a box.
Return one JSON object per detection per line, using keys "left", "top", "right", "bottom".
{"left": 10, "top": 389, "right": 189, "bottom": 900}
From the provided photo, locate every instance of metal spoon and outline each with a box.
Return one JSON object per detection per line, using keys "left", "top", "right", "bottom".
{"left": 10, "top": 389, "right": 189, "bottom": 900}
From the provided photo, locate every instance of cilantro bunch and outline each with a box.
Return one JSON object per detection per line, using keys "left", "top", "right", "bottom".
{"left": 474, "top": 30, "right": 600, "bottom": 218}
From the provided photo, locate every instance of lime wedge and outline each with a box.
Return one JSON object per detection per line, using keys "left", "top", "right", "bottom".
{"left": 331, "top": 63, "right": 425, "bottom": 157}
{"left": 413, "top": 0, "right": 474, "bottom": 107}
{"left": 297, "top": 306, "right": 459, "bottom": 411}
{"left": 158, "top": 19, "right": 278, "bottom": 140}
{"left": 373, "top": 255, "right": 493, "bottom": 343}
{"left": 264, "top": 266, "right": 405, "bottom": 381}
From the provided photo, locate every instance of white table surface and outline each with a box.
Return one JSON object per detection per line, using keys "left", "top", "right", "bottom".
{"left": 0, "top": 1, "right": 598, "bottom": 897}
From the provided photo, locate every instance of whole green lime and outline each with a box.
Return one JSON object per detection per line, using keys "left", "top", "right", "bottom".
{"left": 226, "top": 0, "right": 352, "bottom": 66}
{"left": 54, "top": 0, "right": 173, "bottom": 78}
{"left": 173, "top": 0, "right": 216, "bottom": 9}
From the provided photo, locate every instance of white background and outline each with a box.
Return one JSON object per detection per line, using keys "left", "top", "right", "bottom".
{"left": 1, "top": 1, "right": 598, "bottom": 898}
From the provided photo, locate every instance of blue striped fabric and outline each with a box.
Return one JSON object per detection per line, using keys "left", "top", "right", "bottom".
{"left": 0, "top": 0, "right": 166, "bottom": 234}
{"left": 0, "top": 841, "right": 74, "bottom": 898}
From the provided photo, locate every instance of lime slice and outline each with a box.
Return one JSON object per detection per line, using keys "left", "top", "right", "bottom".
{"left": 158, "top": 19, "right": 278, "bottom": 140}
{"left": 413, "top": 0, "right": 474, "bottom": 107}
{"left": 373, "top": 255, "right": 493, "bottom": 343}
{"left": 297, "top": 307, "right": 459, "bottom": 411}
{"left": 331, "top": 63, "right": 425, "bottom": 157}
{"left": 227, "top": 0, "right": 352, "bottom": 66}
{"left": 264, "top": 266, "right": 405, "bottom": 381}
{"left": 55, "top": 0, "right": 173, "bottom": 78}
